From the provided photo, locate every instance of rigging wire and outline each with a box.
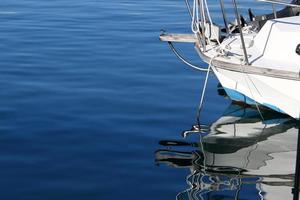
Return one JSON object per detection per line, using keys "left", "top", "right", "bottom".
{"left": 167, "top": 41, "right": 210, "bottom": 72}
{"left": 243, "top": 73, "right": 265, "bottom": 122}
{"left": 184, "top": 0, "right": 193, "bottom": 20}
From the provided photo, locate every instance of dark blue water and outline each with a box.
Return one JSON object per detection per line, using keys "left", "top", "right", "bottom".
{"left": 0, "top": 0, "right": 298, "bottom": 199}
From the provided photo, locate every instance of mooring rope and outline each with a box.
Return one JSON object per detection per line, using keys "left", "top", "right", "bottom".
{"left": 203, "top": 0, "right": 222, "bottom": 46}
{"left": 190, "top": 0, "right": 222, "bottom": 46}
{"left": 196, "top": 55, "right": 217, "bottom": 122}
{"left": 191, "top": 0, "right": 200, "bottom": 34}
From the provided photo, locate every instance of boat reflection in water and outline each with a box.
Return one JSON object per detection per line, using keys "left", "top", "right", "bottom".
{"left": 156, "top": 103, "right": 300, "bottom": 200}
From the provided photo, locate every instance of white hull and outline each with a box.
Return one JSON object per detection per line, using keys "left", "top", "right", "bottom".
{"left": 212, "top": 66, "right": 300, "bottom": 119}
{"left": 194, "top": 16, "right": 300, "bottom": 120}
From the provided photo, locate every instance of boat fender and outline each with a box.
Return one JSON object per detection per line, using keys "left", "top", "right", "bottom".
{"left": 296, "top": 44, "right": 300, "bottom": 55}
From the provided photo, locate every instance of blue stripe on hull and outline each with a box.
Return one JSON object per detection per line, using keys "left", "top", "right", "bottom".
{"left": 223, "top": 87, "right": 285, "bottom": 114}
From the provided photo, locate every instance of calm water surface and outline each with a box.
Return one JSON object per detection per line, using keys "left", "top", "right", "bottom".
{"left": 0, "top": 0, "right": 298, "bottom": 199}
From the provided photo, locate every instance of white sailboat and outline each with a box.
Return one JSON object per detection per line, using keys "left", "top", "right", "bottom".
{"left": 160, "top": 0, "right": 300, "bottom": 119}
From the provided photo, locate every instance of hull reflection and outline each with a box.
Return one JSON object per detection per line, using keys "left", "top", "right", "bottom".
{"left": 156, "top": 103, "right": 299, "bottom": 200}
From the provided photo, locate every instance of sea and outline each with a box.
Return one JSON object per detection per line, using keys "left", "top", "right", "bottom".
{"left": 0, "top": 0, "right": 299, "bottom": 199}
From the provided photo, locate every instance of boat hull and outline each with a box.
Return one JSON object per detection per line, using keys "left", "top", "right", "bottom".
{"left": 212, "top": 66, "right": 300, "bottom": 119}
